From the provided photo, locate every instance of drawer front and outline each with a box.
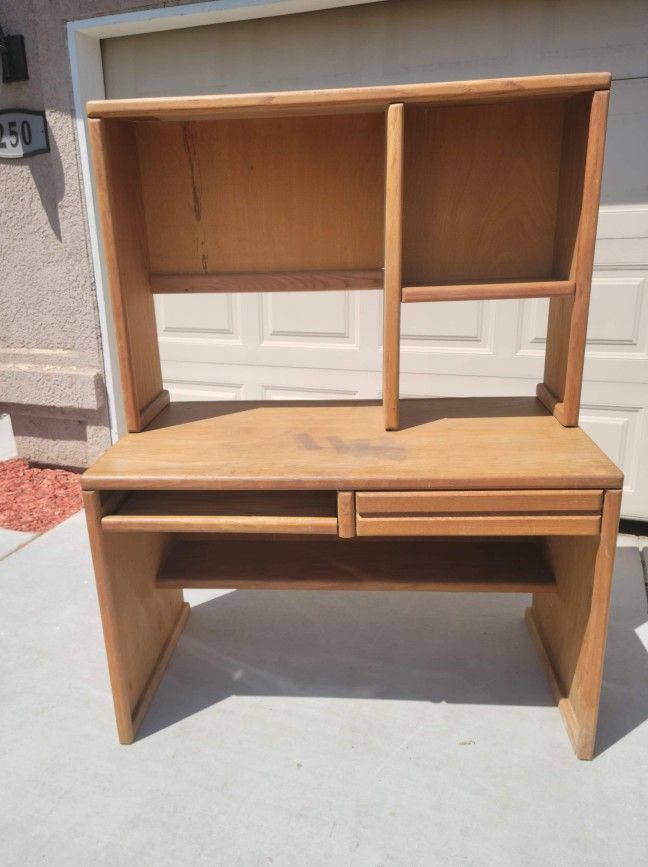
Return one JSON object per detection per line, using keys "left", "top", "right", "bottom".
{"left": 355, "top": 490, "right": 603, "bottom": 536}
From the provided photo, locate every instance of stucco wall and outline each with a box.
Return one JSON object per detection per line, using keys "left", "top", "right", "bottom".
{"left": 0, "top": 0, "right": 185, "bottom": 467}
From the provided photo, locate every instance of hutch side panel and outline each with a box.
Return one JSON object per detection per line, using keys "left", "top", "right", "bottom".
{"left": 89, "top": 118, "right": 164, "bottom": 430}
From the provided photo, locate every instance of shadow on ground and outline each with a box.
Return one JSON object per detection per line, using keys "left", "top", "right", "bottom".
{"left": 139, "top": 548, "right": 648, "bottom": 758}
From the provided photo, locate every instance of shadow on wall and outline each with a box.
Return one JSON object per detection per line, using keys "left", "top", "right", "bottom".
{"left": 29, "top": 120, "right": 64, "bottom": 241}
{"left": 137, "top": 548, "right": 648, "bottom": 759}
{"left": 3, "top": 114, "right": 65, "bottom": 241}
{"left": 2, "top": 402, "right": 109, "bottom": 471}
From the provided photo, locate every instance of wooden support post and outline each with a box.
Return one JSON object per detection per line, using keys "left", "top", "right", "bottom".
{"left": 383, "top": 103, "right": 404, "bottom": 431}
{"left": 526, "top": 488, "right": 621, "bottom": 759}
{"left": 538, "top": 90, "right": 609, "bottom": 426}
{"left": 337, "top": 491, "right": 356, "bottom": 538}
{"left": 83, "top": 491, "right": 189, "bottom": 743}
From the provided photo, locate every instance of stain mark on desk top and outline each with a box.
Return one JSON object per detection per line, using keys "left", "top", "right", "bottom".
{"left": 295, "top": 433, "right": 407, "bottom": 460}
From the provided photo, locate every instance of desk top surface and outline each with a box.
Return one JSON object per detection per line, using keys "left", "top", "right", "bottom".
{"left": 82, "top": 397, "right": 622, "bottom": 492}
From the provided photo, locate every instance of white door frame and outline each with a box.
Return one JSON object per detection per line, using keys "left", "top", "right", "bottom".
{"left": 66, "top": 0, "right": 386, "bottom": 441}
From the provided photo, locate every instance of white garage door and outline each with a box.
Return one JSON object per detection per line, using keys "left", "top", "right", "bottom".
{"left": 101, "top": 0, "right": 648, "bottom": 518}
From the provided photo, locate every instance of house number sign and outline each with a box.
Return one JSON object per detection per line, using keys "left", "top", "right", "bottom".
{"left": 0, "top": 109, "right": 49, "bottom": 158}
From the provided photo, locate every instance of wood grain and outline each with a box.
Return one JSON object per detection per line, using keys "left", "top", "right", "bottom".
{"left": 541, "top": 91, "right": 610, "bottom": 426}
{"left": 130, "top": 601, "right": 189, "bottom": 739}
{"left": 402, "top": 99, "right": 565, "bottom": 285}
{"left": 337, "top": 492, "right": 356, "bottom": 539}
{"left": 99, "top": 490, "right": 127, "bottom": 517}
{"left": 383, "top": 103, "right": 404, "bottom": 431}
{"left": 104, "top": 489, "right": 337, "bottom": 516}
{"left": 150, "top": 270, "right": 383, "bottom": 293}
{"left": 550, "top": 95, "right": 590, "bottom": 281}
{"left": 81, "top": 397, "right": 623, "bottom": 492}
{"left": 402, "top": 280, "right": 574, "bottom": 302}
{"left": 355, "top": 490, "right": 604, "bottom": 514}
{"left": 156, "top": 537, "right": 556, "bottom": 592}
{"left": 356, "top": 489, "right": 602, "bottom": 535}
{"left": 356, "top": 514, "right": 600, "bottom": 537}
{"left": 87, "top": 73, "right": 611, "bottom": 120}
{"left": 535, "top": 382, "right": 561, "bottom": 417}
{"left": 139, "top": 390, "right": 170, "bottom": 430}
{"left": 527, "top": 488, "right": 622, "bottom": 759}
{"left": 88, "top": 119, "right": 162, "bottom": 432}
{"left": 82, "top": 490, "right": 187, "bottom": 744}
{"left": 83, "top": 73, "right": 619, "bottom": 757}
{"left": 559, "top": 90, "right": 610, "bottom": 425}
{"left": 104, "top": 514, "right": 338, "bottom": 534}
{"left": 540, "top": 93, "right": 586, "bottom": 420}
{"left": 102, "top": 490, "right": 338, "bottom": 535}
{"left": 137, "top": 113, "right": 384, "bottom": 275}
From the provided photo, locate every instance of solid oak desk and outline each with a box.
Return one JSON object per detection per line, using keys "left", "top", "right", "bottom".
{"left": 82, "top": 397, "right": 622, "bottom": 759}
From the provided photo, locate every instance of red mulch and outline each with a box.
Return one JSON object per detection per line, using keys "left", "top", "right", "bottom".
{"left": 0, "top": 459, "right": 83, "bottom": 533}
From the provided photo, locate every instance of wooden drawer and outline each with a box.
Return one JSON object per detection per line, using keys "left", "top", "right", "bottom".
{"left": 355, "top": 490, "right": 603, "bottom": 536}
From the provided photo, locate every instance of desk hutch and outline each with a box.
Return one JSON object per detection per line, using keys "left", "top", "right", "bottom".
{"left": 82, "top": 73, "right": 622, "bottom": 759}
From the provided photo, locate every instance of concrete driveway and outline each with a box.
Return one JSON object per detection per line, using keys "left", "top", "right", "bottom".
{"left": 1, "top": 512, "right": 647, "bottom": 866}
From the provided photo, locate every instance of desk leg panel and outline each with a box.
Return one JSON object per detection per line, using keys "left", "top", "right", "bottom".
{"left": 526, "top": 489, "right": 621, "bottom": 759}
{"left": 83, "top": 491, "right": 188, "bottom": 743}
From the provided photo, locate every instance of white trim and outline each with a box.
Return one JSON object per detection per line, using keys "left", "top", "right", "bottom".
{"left": 68, "top": 31, "right": 121, "bottom": 440}
{"left": 67, "top": 0, "right": 386, "bottom": 440}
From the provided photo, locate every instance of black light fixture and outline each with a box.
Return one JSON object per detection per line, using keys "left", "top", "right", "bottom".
{"left": 0, "top": 24, "right": 29, "bottom": 83}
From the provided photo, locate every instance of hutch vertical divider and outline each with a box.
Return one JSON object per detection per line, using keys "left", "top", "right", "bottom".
{"left": 82, "top": 74, "right": 623, "bottom": 759}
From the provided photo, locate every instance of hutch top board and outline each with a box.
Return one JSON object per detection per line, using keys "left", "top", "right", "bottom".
{"left": 86, "top": 72, "right": 610, "bottom": 432}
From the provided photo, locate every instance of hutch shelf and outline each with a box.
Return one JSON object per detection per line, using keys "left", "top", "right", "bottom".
{"left": 83, "top": 73, "right": 622, "bottom": 760}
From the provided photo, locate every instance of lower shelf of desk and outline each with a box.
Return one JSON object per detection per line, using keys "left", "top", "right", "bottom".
{"left": 156, "top": 537, "right": 555, "bottom": 593}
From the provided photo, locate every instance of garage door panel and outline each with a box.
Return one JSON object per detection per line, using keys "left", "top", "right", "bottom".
{"left": 517, "top": 271, "right": 648, "bottom": 359}
{"left": 261, "top": 291, "right": 356, "bottom": 347}
{"left": 155, "top": 293, "right": 241, "bottom": 344}
{"left": 400, "top": 298, "right": 495, "bottom": 353}
{"left": 580, "top": 394, "right": 648, "bottom": 520}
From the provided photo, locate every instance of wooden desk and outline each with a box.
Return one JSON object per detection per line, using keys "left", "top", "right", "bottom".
{"left": 82, "top": 397, "right": 622, "bottom": 759}
{"left": 83, "top": 74, "right": 618, "bottom": 759}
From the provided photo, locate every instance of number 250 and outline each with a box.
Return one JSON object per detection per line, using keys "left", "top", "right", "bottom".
{"left": 0, "top": 120, "right": 34, "bottom": 148}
